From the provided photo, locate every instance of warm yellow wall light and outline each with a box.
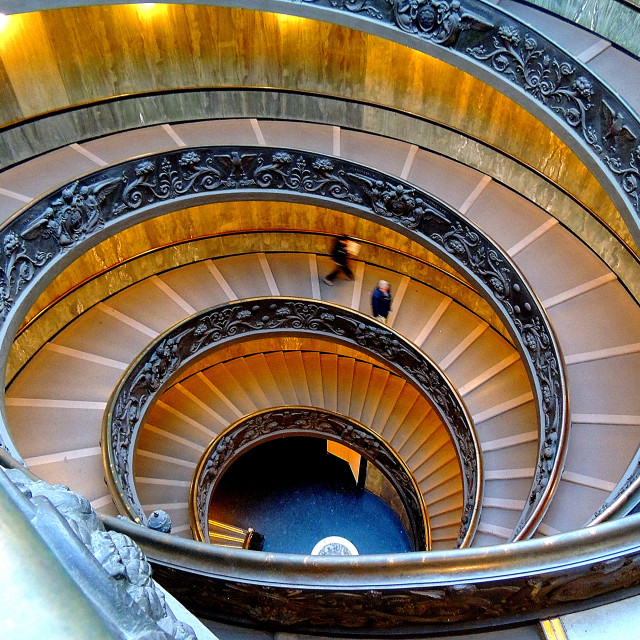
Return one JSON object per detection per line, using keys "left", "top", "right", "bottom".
{"left": 137, "top": 3, "right": 159, "bottom": 13}
{"left": 0, "top": 13, "right": 10, "bottom": 31}
{"left": 274, "top": 12, "right": 305, "bottom": 28}
{"left": 135, "top": 3, "right": 168, "bottom": 19}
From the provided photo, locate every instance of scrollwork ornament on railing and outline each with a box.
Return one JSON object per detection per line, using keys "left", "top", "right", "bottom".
{"left": 467, "top": 27, "right": 599, "bottom": 147}
{"left": 392, "top": 0, "right": 493, "bottom": 46}
{"left": 21, "top": 179, "right": 120, "bottom": 246}
{"left": 105, "top": 299, "right": 479, "bottom": 544}
{"left": 0, "top": 232, "right": 50, "bottom": 320}
{"left": 254, "top": 153, "right": 360, "bottom": 202}
{"left": 145, "top": 535, "right": 640, "bottom": 635}
{"left": 605, "top": 145, "right": 640, "bottom": 210}
{"left": 119, "top": 152, "right": 224, "bottom": 210}
{"left": 192, "top": 407, "right": 430, "bottom": 550}
{"left": 512, "top": 315, "right": 561, "bottom": 519}
{"left": 431, "top": 222, "right": 512, "bottom": 301}
{"left": 0, "top": 146, "right": 565, "bottom": 539}
{"left": 289, "top": 0, "right": 640, "bottom": 223}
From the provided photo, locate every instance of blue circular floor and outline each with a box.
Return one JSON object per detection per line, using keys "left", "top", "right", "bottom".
{"left": 208, "top": 437, "right": 413, "bottom": 555}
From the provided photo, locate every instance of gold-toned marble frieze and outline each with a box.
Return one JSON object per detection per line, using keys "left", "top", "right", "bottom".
{"left": 0, "top": 4, "right": 629, "bottom": 255}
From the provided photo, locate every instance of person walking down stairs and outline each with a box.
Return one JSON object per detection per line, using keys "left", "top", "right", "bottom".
{"left": 323, "top": 235, "right": 356, "bottom": 285}
{"left": 371, "top": 280, "right": 392, "bottom": 323}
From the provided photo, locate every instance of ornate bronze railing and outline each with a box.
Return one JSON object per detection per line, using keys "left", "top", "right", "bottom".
{"left": 589, "top": 448, "right": 640, "bottom": 525}
{"left": 2, "top": 1, "right": 640, "bottom": 246}
{"left": 104, "top": 509, "right": 640, "bottom": 637}
{"left": 271, "top": 0, "right": 640, "bottom": 235}
{"left": 0, "top": 147, "right": 568, "bottom": 540}
{"left": 104, "top": 299, "right": 473, "bottom": 545}
{"left": 191, "top": 406, "right": 431, "bottom": 551}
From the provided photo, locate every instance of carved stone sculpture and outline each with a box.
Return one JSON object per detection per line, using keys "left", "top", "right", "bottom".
{"left": 4, "top": 468, "right": 196, "bottom": 640}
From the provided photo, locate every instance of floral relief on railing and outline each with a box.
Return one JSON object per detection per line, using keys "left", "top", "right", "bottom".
{"left": 294, "top": 0, "right": 640, "bottom": 224}
{"left": 0, "top": 147, "right": 566, "bottom": 539}
{"left": 106, "top": 298, "right": 479, "bottom": 547}
{"left": 147, "top": 533, "right": 640, "bottom": 635}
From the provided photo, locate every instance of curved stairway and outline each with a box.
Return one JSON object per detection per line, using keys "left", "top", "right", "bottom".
{"left": 1, "top": 101, "right": 640, "bottom": 546}
{"left": 5, "top": 203, "right": 640, "bottom": 547}
{"left": 137, "top": 350, "right": 461, "bottom": 547}
{"left": 0, "top": 17, "right": 639, "bottom": 546}
{"left": 6, "top": 249, "right": 535, "bottom": 548}
{"left": 2, "top": 1, "right": 640, "bottom": 636}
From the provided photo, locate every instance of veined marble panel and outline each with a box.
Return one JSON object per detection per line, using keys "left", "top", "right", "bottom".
{"left": 0, "top": 5, "right": 622, "bottom": 248}
{"left": 516, "top": 0, "right": 640, "bottom": 57}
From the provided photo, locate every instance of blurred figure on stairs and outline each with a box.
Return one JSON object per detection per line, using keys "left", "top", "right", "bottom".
{"left": 323, "top": 235, "right": 356, "bottom": 285}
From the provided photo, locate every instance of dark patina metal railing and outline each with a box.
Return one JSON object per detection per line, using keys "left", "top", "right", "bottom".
{"left": 0, "top": 147, "right": 568, "bottom": 540}
{"left": 104, "top": 299, "right": 474, "bottom": 545}
{"left": 103, "top": 509, "right": 640, "bottom": 637}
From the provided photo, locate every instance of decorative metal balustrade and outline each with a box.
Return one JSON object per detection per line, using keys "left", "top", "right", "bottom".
{"left": 108, "top": 508, "right": 640, "bottom": 636}
{"left": 0, "top": 147, "right": 568, "bottom": 541}
{"left": 104, "top": 299, "right": 473, "bottom": 545}
{"left": 191, "top": 407, "right": 431, "bottom": 550}
{"left": 2, "top": 1, "right": 640, "bottom": 247}
{"left": 273, "top": 0, "right": 640, "bottom": 234}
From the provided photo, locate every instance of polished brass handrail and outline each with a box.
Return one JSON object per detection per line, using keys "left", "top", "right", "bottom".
{"left": 102, "top": 509, "right": 640, "bottom": 636}
{"left": 206, "top": 521, "right": 262, "bottom": 550}
{"left": 207, "top": 520, "right": 247, "bottom": 535}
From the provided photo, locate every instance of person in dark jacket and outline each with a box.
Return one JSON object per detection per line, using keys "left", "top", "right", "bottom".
{"left": 371, "top": 280, "right": 392, "bottom": 323}
{"left": 323, "top": 235, "right": 354, "bottom": 285}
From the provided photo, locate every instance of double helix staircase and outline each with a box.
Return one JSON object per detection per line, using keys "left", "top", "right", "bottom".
{"left": 6, "top": 215, "right": 640, "bottom": 548}
{"left": 2, "top": 1, "right": 640, "bottom": 636}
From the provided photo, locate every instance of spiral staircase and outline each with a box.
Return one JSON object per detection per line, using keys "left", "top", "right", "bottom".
{"left": 2, "top": 1, "right": 640, "bottom": 639}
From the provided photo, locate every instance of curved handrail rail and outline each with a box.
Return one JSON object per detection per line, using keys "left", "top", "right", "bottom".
{"left": 590, "top": 448, "right": 640, "bottom": 525}
{"left": 1, "top": 2, "right": 640, "bottom": 246}
{"left": 0, "top": 146, "right": 567, "bottom": 539}
{"left": 3, "top": 89, "right": 640, "bottom": 304}
{"left": 272, "top": 0, "right": 640, "bottom": 238}
{"left": 104, "top": 299, "right": 475, "bottom": 545}
{"left": 102, "top": 509, "right": 640, "bottom": 636}
{"left": 190, "top": 406, "right": 431, "bottom": 550}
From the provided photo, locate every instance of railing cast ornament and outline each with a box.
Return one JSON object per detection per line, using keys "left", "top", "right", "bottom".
{"left": 105, "top": 298, "right": 475, "bottom": 546}
{"left": 0, "top": 147, "right": 567, "bottom": 539}
{"left": 286, "top": 0, "right": 640, "bottom": 234}
{"left": 191, "top": 406, "right": 431, "bottom": 550}
{"left": 106, "top": 508, "right": 640, "bottom": 636}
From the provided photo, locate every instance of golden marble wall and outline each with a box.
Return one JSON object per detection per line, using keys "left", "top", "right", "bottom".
{"left": 0, "top": 5, "right": 626, "bottom": 251}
